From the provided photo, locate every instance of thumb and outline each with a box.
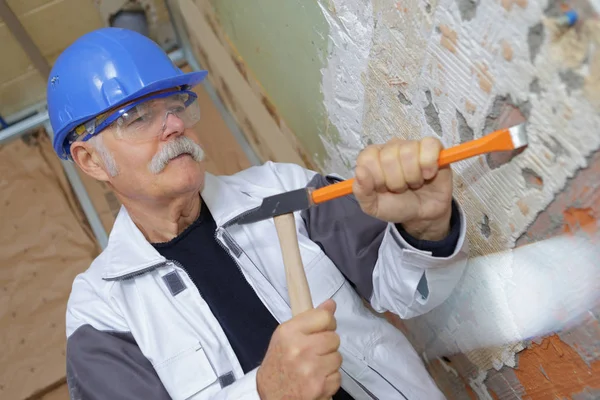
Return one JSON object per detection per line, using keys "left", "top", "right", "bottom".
{"left": 317, "top": 298, "right": 337, "bottom": 315}
{"left": 353, "top": 166, "right": 377, "bottom": 215}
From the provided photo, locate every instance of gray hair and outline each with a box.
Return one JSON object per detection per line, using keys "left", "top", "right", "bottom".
{"left": 86, "top": 134, "right": 120, "bottom": 177}
{"left": 148, "top": 136, "right": 205, "bottom": 174}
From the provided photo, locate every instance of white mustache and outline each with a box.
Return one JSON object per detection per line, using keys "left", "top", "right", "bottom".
{"left": 148, "top": 136, "right": 205, "bottom": 174}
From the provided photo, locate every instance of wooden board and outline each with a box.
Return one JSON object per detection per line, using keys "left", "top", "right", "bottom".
{"left": 0, "top": 0, "right": 103, "bottom": 117}
{"left": 184, "top": 65, "right": 252, "bottom": 175}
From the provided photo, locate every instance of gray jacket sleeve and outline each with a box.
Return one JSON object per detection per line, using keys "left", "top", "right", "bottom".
{"left": 66, "top": 324, "right": 171, "bottom": 400}
{"left": 300, "top": 173, "right": 462, "bottom": 302}
{"left": 300, "top": 174, "right": 388, "bottom": 300}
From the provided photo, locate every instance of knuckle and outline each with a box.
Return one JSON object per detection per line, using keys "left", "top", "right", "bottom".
{"left": 421, "top": 137, "right": 442, "bottom": 163}
{"left": 277, "top": 322, "right": 293, "bottom": 338}
{"left": 423, "top": 136, "right": 442, "bottom": 147}
{"left": 399, "top": 143, "right": 416, "bottom": 159}
{"left": 331, "top": 372, "right": 342, "bottom": 390}
{"left": 357, "top": 145, "right": 378, "bottom": 164}
{"left": 380, "top": 146, "right": 398, "bottom": 166}
{"left": 288, "top": 345, "right": 302, "bottom": 360}
{"left": 300, "top": 362, "right": 316, "bottom": 381}
{"left": 333, "top": 333, "right": 341, "bottom": 349}
{"left": 315, "top": 309, "right": 329, "bottom": 323}
{"left": 309, "top": 376, "right": 327, "bottom": 397}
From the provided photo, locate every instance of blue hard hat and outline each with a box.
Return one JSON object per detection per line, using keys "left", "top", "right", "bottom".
{"left": 47, "top": 27, "right": 208, "bottom": 159}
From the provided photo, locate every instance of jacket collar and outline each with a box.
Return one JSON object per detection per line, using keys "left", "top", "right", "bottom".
{"left": 101, "top": 172, "right": 263, "bottom": 280}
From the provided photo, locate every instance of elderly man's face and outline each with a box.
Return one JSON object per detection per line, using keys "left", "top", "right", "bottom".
{"left": 103, "top": 123, "right": 206, "bottom": 201}
{"left": 74, "top": 91, "right": 207, "bottom": 202}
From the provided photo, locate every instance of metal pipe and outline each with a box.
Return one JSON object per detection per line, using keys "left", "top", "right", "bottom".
{"left": 0, "top": 110, "right": 49, "bottom": 144}
{"left": 44, "top": 122, "right": 109, "bottom": 250}
{"left": 168, "top": 48, "right": 185, "bottom": 66}
{"left": 3, "top": 100, "right": 47, "bottom": 126}
{"left": 164, "top": 0, "right": 262, "bottom": 166}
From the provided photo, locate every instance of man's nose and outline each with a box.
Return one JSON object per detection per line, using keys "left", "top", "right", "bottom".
{"left": 159, "top": 112, "right": 185, "bottom": 140}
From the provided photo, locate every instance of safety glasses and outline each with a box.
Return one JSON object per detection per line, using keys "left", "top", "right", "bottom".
{"left": 65, "top": 90, "right": 201, "bottom": 155}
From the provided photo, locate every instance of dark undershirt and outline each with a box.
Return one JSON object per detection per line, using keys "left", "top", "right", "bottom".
{"left": 152, "top": 199, "right": 459, "bottom": 399}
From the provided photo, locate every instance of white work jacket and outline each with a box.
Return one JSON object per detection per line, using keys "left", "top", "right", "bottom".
{"left": 65, "top": 161, "right": 468, "bottom": 400}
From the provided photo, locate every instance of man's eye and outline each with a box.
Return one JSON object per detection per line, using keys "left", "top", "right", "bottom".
{"left": 129, "top": 117, "right": 144, "bottom": 126}
{"left": 169, "top": 105, "right": 186, "bottom": 114}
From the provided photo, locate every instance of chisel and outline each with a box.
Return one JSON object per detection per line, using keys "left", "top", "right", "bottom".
{"left": 234, "top": 123, "right": 528, "bottom": 226}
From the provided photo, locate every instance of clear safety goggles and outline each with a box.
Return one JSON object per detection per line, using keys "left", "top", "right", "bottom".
{"left": 67, "top": 90, "right": 201, "bottom": 152}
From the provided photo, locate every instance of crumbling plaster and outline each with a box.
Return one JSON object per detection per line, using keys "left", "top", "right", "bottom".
{"left": 318, "top": 0, "right": 600, "bottom": 397}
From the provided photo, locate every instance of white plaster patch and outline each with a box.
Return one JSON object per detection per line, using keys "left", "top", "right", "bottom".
{"left": 318, "top": 0, "right": 374, "bottom": 175}
{"left": 404, "top": 232, "right": 600, "bottom": 361}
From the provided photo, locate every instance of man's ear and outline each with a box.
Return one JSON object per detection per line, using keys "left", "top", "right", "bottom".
{"left": 70, "top": 140, "right": 110, "bottom": 182}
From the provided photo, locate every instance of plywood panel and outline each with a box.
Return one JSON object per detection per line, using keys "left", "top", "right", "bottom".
{"left": 0, "top": 0, "right": 103, "bottom": 116}
{"left": 0, "top": 24, "right": 34, "bottom": 84}
{"left": 184, "top": 65, "right": 251, "bottom": 175}
{"left": 19, "top": 0, "right": 103, "bottom": 63}
{"left": 4, "top": 0, "right": 55, "bottom": 17}
{"left": 0, "top": 70, "right": 46, "bottom": 116}
{"left": 0, "top": 130, "right": 99, "bottom": 400}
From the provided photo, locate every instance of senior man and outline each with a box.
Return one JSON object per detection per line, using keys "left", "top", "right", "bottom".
{"left": 50, "top": 28, "right": 468, "bottom": 400}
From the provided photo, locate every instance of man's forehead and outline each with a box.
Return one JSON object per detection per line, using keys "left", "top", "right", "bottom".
{"left": 110, "top": 87, "right": 182, "bottom": 113}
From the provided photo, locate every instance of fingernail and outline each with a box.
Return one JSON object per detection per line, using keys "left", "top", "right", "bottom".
{"left": 423, "top": 168, "right": 435, "bottom": 179}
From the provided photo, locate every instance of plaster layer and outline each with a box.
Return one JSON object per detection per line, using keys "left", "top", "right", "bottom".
{"left": 318, "top": 0, "right": 600, "bottom": 391}
{"left": 319, "top": 0, "right": 600, "bottom": 253}
{"left": 318, "top": 0, "right": 374, "bottom": 173}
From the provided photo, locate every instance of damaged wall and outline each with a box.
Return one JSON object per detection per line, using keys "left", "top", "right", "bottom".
{"left": 183, "top": 0, "right": 600, "bottom": 398}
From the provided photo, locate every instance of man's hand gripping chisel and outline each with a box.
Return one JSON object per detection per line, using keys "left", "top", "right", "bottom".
{"left": 235, "top": 124, "right": 529, "bottom": 226}
{"left": 235, "top": 124, "right": 528, "bottom": 397}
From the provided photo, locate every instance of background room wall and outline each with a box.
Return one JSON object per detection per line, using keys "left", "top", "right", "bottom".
{"left": 178, "top": 0, "right": 600, "bottom": 398}
{"left": 0, "top": 71, "right": 250, "bottom": 400}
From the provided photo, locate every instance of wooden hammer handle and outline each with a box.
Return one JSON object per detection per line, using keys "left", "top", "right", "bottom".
{"left": 273, "top": 213, "right": 334, "bottom": 400}
{"left": 273, "top": 213, "right": 313, "bottom": 315}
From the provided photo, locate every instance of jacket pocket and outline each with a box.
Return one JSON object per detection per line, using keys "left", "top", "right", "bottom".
{"left": 154, "top": 344, "right": 218, "bottom": 400}
{"left": 304, "top": 252, "right": 346, "bottom": 307}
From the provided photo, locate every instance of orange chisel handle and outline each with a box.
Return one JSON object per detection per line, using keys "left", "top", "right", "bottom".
{"left": 311, "top": 128, "right": 513, "bottom": 205}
